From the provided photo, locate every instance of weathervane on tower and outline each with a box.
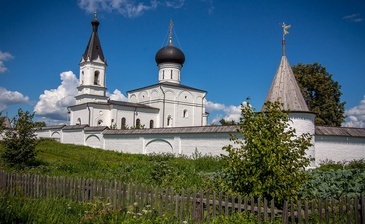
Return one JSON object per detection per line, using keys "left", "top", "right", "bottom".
{"left": 282, "top": 22, "right": 291, "bottom": 38}
{"left": 281, "top": 22, "right": 291, "bottom": 56}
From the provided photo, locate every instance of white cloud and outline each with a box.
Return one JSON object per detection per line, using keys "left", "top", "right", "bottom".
{"left": 0, "top": 87, "right": 29, "bottom": 111}
{"left": 205, "top": 101, "right": 225, "bottom": 111}
{"left": 343, "top": 13, "right": 363, "bottom": 22}
{"left": 78, "top": 0, "right": 187, "bottom": 18}
{"left": 0, "top": 51, "right": 14, "bottom": 74}
{"left": 343, "top": 95, "right": 365, "bottom": 128}
{"left": 78, "top": 0, "right": 164, "bottom": 18}
{"left": 165, "top": 0, "right": 185, "bottom": 9}
{"left": 206, "top": 100, "right": 245, "bottom": 124}
{"left": 33, "top": 70, "right": 128, "bottom": 123}
{"left": 107, "top": 89, "right": 128, "bottom": 101}
{"left": 34, "top": 71, "right": 78, "bottom": 121}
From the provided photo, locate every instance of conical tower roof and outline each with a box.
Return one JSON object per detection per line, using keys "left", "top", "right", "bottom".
{"left": 262, "top": 23, "right": 309, "bottom": 112}
{"left": 81, "top": 12, "right": 106, "bottom": 63}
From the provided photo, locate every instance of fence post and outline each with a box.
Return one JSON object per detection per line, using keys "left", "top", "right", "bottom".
{"left": 282, "top": 201, "right": 288, "bottom": 224}
{"left": 360, "top": 195, "right": 365, "bottom": 224}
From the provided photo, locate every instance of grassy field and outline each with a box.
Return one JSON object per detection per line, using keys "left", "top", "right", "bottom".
{"left": 0, "top": 139, "right": 225, "bottom": 190}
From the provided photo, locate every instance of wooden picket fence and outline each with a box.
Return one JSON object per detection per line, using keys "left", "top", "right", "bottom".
{"left": 0, "top": 170, "right": 364, "bottom": 223}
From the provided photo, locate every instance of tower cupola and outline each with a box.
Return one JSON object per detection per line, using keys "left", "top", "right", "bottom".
{"left": 155, "top": 21, "right": 185, "bottom": 84}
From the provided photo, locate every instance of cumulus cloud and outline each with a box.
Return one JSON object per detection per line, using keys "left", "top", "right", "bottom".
{"left": 0, "top": 87, "right": 29, "bottom": 111}
{"left": 343, "top": 13, "right": 363, "bottom": 22}
{"left": 0, "top": 51, "right": 14, "bottom": 74}
{"left": 343, "top": 95, "right": 365, "bottom": 128}
{"left": 34, "top": 71, "right": 78, "bottom": 121}
{"left": 206, "top": 100, "right": 246, "bottom": 124}
{"left": 78, "top": 0, "right": 186, "bottom": 18}
{"left": 33, "top": 70, "right": 128, "bottom": 123}
{"left": 107, "top": 89, "right": 128, "bottom": 101}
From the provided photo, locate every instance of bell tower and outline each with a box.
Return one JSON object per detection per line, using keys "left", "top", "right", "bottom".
{"left": 75, "top": 11, "right": 108, "bottom": 104}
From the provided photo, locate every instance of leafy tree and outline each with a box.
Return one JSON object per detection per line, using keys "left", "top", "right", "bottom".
{"left": 292, "top": 62, "right": 345, "bottom": 126}
{"left": 1, "top": 109, "right": 38, "bottom": 167}
{"left": 219, "top": 119, "right": 236, "bottom": 126}
{"left": 33, "top": 121, "right": 46, "bottom": 128}
{"left": 221, "top": 101, "right": 313, "bottom": 204}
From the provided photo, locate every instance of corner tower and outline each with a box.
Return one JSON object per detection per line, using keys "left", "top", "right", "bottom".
{"left": 262, "top": 23, "right": 316, "bottom": 167}
{"left": 155, "top": 20, "right": 185, "bottom": 84}
{"left": 75, "top": 12, "right": 108, "bottom": 104}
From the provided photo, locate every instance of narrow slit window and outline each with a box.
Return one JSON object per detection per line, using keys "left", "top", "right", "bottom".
{"left": 183, "top": 109, "right": 188, "bottom": 118}
{"left": 94, "top": 70, "right": 100, "bottom": 85}
{"left": 136, "top": 118, "right": 141, "bottom": 129}
{"left": 121, "top": 117, "right": 126, "bottom": 129}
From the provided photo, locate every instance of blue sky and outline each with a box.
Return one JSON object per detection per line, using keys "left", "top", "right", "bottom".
{"left": 0, "top": 0, "right": 364, "bottom": 127}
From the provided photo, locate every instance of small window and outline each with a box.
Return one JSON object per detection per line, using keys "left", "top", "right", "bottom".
{"left": 94, "top": 70, "right": 100, "bottom": 85}
{"left": 170, "top": 70, "right": 173, "bottom": 79}
{"left": 167, "top": 116, "right": 172, "bottom": 126}
{"left": 97, "top": 120, "right": 103, "bottom": 126}
{"left": 121, "top": 117, "right": 126, "bottom": 129}
{"left": 150, "top": 120, "right": 154, "bottom": 129}
{"left": 183, "top": 109, "right": 188, "bottom": 118}
{"left": 162, "top": 70, "right": 165, "bottom": 79}
{"left": 76, "top": 118, "right": 81, "bottom": 125}
{"left": 136, "top": 118, "right": 141, "bottom": 129}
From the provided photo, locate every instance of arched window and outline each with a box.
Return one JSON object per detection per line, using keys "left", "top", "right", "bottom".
{"left": 121, "top": 117, "right": 126, "bottom": 129}
{"left": 167, "top": 116, "right": 172, "bottom": 127}
{"left": 94, "top": 70, "right": 100, "bottom": 85}
{"left": 183, "top": 109, "right": 188, "bottom": 118}
{"left": 150, "top": 120, "right": 154, "bottom": 128}
{"left": 76, "top": 118, "right": 81, "bottom": 125}
{"left": 136, "top": 118, "right": 141, "bottom": 129}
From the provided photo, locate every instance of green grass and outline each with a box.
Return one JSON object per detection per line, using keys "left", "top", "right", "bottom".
{"left": 0, "top": 139, "right": 225, "bottom": 190}
{"left": 0, "top": 191, "right": 274, "bottom": 224}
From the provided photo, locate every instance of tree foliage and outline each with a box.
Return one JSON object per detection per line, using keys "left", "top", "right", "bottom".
{"left": 1, "top": 109, "right": 38, "bottom": 167}
{"left": 292, "top": 62, "right": 345, "bottom": 126}
{"left": 219, "top": 119, "right": 236, "bottom": 126}
{"left": 221, "top": 101, "right": 313, "bottom": 204}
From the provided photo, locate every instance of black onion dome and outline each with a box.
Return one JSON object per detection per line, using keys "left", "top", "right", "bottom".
{"left": 155, "top": 43, "right": 185, "bottom": 65}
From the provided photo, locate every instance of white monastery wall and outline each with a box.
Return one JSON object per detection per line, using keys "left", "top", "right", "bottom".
{"left": 62, "top": 129, "right": 85, "bottom": 145}
{"left": 315, "top": 135, "right": 365, "bottom": 165}
{"left": 103, "top": 132, "right": 232, "bottom": 156}
{"left": 33, "top": 125, "right": 365, "bottom": 167}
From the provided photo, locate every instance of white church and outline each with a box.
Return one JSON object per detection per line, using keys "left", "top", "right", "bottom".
{"left": 68, "top": 16, "right": 207, "bottom": 130}
{"left": 36, "top": 15, "right": 365, "bottom": 166}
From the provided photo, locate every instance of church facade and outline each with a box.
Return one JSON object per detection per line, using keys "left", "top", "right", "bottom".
{"left": 68, "top": 16, "right": 207, "bottom": 130}
{"left": 35, "top": 16, "right": 365, "bottom": 167}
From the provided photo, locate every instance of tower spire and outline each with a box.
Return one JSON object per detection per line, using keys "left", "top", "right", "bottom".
{"left": 282, "top": 22, "right": 291, "bottom": 56}
{"left": 82, "top": 12, "right": 105, "bottom": 63}
{"left": 168, "top": 20, "right": 174, "bottom": 45}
